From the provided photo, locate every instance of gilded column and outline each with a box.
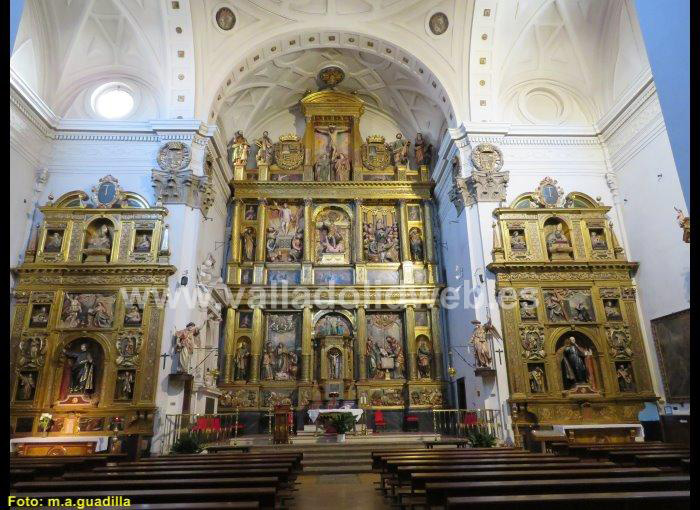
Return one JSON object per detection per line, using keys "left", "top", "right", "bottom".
{"left": 250, "top": 307, "right": 264, "bottom": 383}
{"left": 352, "top": 117, "right": 363, "bottom": 181}
{"left": 230, "top": 198, "right": 243, "bottom": 262}
{"left": 255, "top": 199, "right": 267, "bottom": 261}
{"left": 224, "top": 306, "right": 237, "bottom": 383}
{"left": 301, "top": 306, "right": 313, "bottom": 382}
{"left": 398, "top": 200, "right": 410, "bottom": 261}
{"left": 422, "top": 200, "right": 435, "bottom": 263}
{"left": 429, "top": 305, "right": 444, "bottom": 380}
{"left": 303, "top": 199, "right": 313, "bottom": 263}
{"left": 356, "top": 305, "right": 367, "bottom": 380}
{"left": 405, "top": 304, "right": 417, "bottom": 380}
{"left": 354, "top": 199, "right": 364, "bottom": 262}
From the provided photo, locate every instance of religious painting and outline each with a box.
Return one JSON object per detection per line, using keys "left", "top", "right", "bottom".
{"left": 528, "top": 364, "right": 547, "bottom": 393}
{"left": 133, "top": 230, "right": 153, "bottom": 253}
{"left": 29, "top": 304, "right": 50, "bottom": 328}
{"left": 651, "top": 309, "right": 689, "bottom": 402}
{"left": 409, "top": 227, "right": 424, "bottom": 261}
{"left": 123, "top": 303, "right": 143, "bottom": 327}
{"left": 543, "top": 289, "right": 595, "bottom": 323}
{"left": 314, "top": 268, "right": 353, "bottom": 285}
{"left": 362, "top": 206, "right": 400, "bottom": 262}
{"left": 15, "top": 371, "right": 37, "bottom": 401}
{"left": 79, "top": 417, "right": 105, "bottom": 432}
{"left": 407, "top": 205, "right": 422, "bottom": 221}
{"left": 603, "top": 299, "right": 623, "bottom": 321}
{"left": 59, "top": 338, "right": 104, "bottom": 403}
{"left": 365, "top": 313, "right": 405, "bottom": 380}
{"left": 268, "top": 270, "right": 300, "bottom": 285}
{"left": 615, "top": 362, "right": 636, "bottom": 393}
{"left": 240, "top": 227, "right": 257, "bottom": 262}
{"left": 415, "top": 310, "right": 429, "bottom": 327}
{"left": 366, "top": 269, "right": 399, "bottom": 285}
{"left": 315, "top": 207, "right": 351, "bottom": 264}
{"left": 244, "top": 204, "right": 258, "bottom": 221}
{"left": 114, "top": 370, "right": 135, "bottom": 401}
{"left": 413, "top": 268, "right": 427, "bottom": 284}
{"left": 215, "top": 7, "right": 236, "bottom": 30}
{"left": 43, "top": 229, "right": 65, "bottom": 253}
{"left": 115, "top": 332, "right": 142, "bottom": 367}
{"left": 261, "top": 313, "right": 301, "bottom": 381}
{"left": 589, "top": 228, "right": 608, "bottom": 250}
{"left": 240, "top": 268, "right": 254, "bottom": 285}
{"left": 266, "top": 203, "right": 303, "bottom": 262}
{"left": 238, "top": 311, "right": 253, "bottom": 329}
{"left": 60, "top": 292, "right": 116, "bottom": 329}
{"left": 315, "top": 313, "right": 352, "bottom": 337}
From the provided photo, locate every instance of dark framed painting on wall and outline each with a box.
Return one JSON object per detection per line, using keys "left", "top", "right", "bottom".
{"left": 651, "top": 309, "right": 689, "bottom": 403}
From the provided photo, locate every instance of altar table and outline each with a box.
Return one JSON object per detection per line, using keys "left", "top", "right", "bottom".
{"left": 307, "top": 408, "right": 364, "bottom": 423}
{"left": 10, "top": 436, "right": 109, "bottom": 456}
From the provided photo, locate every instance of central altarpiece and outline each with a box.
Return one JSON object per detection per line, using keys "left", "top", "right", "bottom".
{"left": 220, "top": 89, "right": 445, "bottom": 415}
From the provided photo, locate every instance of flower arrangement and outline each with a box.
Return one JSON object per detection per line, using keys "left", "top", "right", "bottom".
{"left": 39, "top": 413, "right": 53, "bottom": 433}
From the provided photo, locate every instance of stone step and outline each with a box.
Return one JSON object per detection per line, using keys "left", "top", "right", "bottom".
{"left": 301, "top": 464, "right": 373, "bottom": 474}
{"left": 302, "top": 458, "right": 372, "bottom": 466}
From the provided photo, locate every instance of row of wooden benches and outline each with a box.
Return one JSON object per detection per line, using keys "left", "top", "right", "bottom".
{"left": 10, "top": 450, "right": 303, "bottom": 509}
{"left": 370, "top": 442, "right": 690, "bottom": 509}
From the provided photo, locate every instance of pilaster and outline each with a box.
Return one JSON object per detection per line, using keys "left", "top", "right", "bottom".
{"left": 405, "top": 304, "right": 417, "bottom": 380}
{"left": 223, "top": 306, "right": 237, "bottom": 383}
{"left": 301, "top": 306, "right": 313, "bottom": 382}
{"left": 356, "top": 305, "right": 367, "bottom": 380}
{"left": 256, "top": 199, "right": 267, "bottom": 262}
{"left": 249, "top": 307, "right": 263, "bottom": 383}
{"left": 303, "top": 199, "right": 313, "bottom": 263}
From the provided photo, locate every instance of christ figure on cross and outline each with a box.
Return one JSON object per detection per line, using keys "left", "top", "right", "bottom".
{"left": 314, "top": 124, "right": 349, "bottom": 161}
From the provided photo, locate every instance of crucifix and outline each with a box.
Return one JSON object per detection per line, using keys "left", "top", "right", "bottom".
{"left": 160, "top": 352, "right": 171, "bottom": 369}
{"left": 494, "top": 348, "right": 504, "bottom": 365}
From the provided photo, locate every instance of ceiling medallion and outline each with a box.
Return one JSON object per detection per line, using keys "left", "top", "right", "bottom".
{"left": 318, "top": 66, "right": 345, "bottom": 88}
{"left": 157, "top": 141, "right": 191, "bottom": 172}
{"left": 429, "top": 12, "right": 449, "bottom": 35}
{"left": 215, "top": 7, "right": 236, "bottom": 31}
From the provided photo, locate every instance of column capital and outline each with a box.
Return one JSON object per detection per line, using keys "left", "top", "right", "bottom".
{"left": 398, "top": 199, "right": 407, "bottom": 206}
{"left": 257, "top": 198, "right": 268, "bottom": 205}
{"left": 304, "top": 198, "right": 313, "bottom": 206}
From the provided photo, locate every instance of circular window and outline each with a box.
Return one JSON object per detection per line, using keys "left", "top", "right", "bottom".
{"left": 91, "top": 84, "right": 134, "bottom": 119}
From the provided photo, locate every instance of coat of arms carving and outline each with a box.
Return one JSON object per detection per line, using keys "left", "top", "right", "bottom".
{"left": 361, "top": 135, "right": 391, "bottom": 171}
{"left": 471, "top": 143, "right": 503, "bottom": 173}
{"left": 157, "top": 141, "right": 191, "bottom": 172}
{"left": 273, "top": 134, "right": 304, "bottom": 171}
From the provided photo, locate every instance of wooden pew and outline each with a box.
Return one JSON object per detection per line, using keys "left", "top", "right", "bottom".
{"left": 14, "top": 476, "right": 280, "bottom": 492}
{"left": 426, "top": 475, "right": 690, "bottom": 506}
{"left": 375, "top": 451, "right": 558, "bottom": 472}
{"left": 63, "top": 467, "right": 296, "bottom": 484}
{"left": 607, "top": 449, "right": 689, "bottom": 465}
{"left": 371, "top": 448, "right": 518, "bottom": 469}
{"left": 123, "top": 454, "right": 302, "bottom": 470}
{"left": 203, "top": 445, "right": 252, "bottom": 453}
{"left": 635, "top": 454, "right": 691, "bottom": 468}
{"left": 445, "top": 490, "right": 690, "bottom": 509}
{"left": 92, "top": 461, "right": 295, "bottom": 473}
{"left": 423, "top": 439, "right": 470, "bottom": 449}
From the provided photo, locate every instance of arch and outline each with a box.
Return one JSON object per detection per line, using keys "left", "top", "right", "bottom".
{"left": 550, "top": 328, "right": 604, "bottom": 393}
{"left": 564, "top": 191, "right": 600, "bottom": 208}
{"left": 313, "top": 205, "right": 353, "bottom": 264}
{"left": 312, "top": 309, "right": 355, "bottom": 335}
{"left": 53, "top": 189, "right": 151, "bottom": 209}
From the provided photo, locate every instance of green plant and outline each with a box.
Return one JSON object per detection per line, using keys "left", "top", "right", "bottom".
{"left": 465, "top": 425, "right": 497, "bottom": 448}
{"left": 327, "top": 412, "right": 356, "bottom": 435}
{"left": 171, "top": 432, "right": 202, "bottom": 454}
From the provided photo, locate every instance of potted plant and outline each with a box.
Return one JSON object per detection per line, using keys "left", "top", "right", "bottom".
{"left": 38, "top": 413, "right": 53, "bottom": 437}
{"left": 170, "top": 432, "right": 203, "bottom": 454}
{"left": 328, "top": 413, "right": 356, "bottom": 443}
{"left": 465, "top": 425, "right": 497, "bottom": 448}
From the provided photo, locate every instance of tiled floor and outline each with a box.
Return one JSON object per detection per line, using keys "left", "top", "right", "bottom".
{"left": 292, "top": 473, "right": 389, "bottom": 509}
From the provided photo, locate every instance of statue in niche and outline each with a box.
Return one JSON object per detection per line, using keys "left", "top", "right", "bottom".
{"left": 510, "top": 230, "right": 527, "bottom": 251}
{"left": 366, "top": 338, "right": 380, "bottom": 379}
{"left": 314, "top": 150, "right": 332, "bottom": 181}
{"left": 469, "top": 320, "right": 501, "bottom": 369}
{"left": 87, "top": 225, "right": 112, "bottom": 250}
{"left": 234, "top": 341, "right": 250, "bottom": 380}
{"left": 241, "top": 227, "right": 256, "bottom": 262}
{"left": 416, "top": 339, "right": 432, "bottom": 379}
{"left": 409, "top": 227, "right": 424, "bottom": 261}
{"left": 546, "top": 223, "right": 573, "bottom": 260}
{"left": 529, "top": 366, "right": 545, "bottom": 393}
{"left": 30, "top": 306, "right": 50, "bottom": 327}
{"left": 617, "top": 362, "right": 635, "bottom": 392}
{"left": 314, "top": 125, "right": 349, "bottom": 162}
{"left": 572, "top": 301, "right": 593, "bottom": 322}
{"left": 391, "top": 133, "right": 410, "bottom": 166}
{"left": 63, "top": 343, "right": 95, "bottom": 395}
{"left": 328, "top": 349, "right": 342, "bottom": 379}
{"left": 604, "top": 300, "right": 622, "bottom": 321}
{"left": 414, "top": 133, "right": 427, "bottom": 166}
{"left": 135, "top": 233, "right": 151, "bottom": 252}
{"left": 560, "top": 337, "right": 593, "bottom": 390}
{"left": 116, "top": 333, "right": 141, "bottom": 367}
{"left": 115, "top": 371, "right": 134, "bottom": 400}
{"left": 255, "top": 131, "right": 274, "bottom": 165}
{"left": 363, "top": 213, "right": 399, "bottom": 262}
{"left": 519, "top": 299, "right": 537, "bottom": 320}
{"left": 261, "top": 345, "right": 273, "bottom": 381}
{"left": 45, "top": 231, "right": 63, "bottom": 252}
{"left": 174, "top": 322, "right": 199, "bottom": 374}
{"left": 333, "top": 152, "right": 351, "bottom": 181}
{"left": 270, "top": 203, "right": 294, "bottom": 236}
{"left": 17, "top": 372, "right": 36, "bottom": 400}
{"left": 590, "top": 230, "right": 607, "bottom": 250}
{"left": 231, "top": 131, "right": 250, "bottom": 167}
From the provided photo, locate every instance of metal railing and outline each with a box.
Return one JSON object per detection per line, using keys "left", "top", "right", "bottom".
{"left": 163, "top": 411, "right": 240, "bottom": 454}
{"left": 432, "top": 408, "right": 504, "bottom": 441}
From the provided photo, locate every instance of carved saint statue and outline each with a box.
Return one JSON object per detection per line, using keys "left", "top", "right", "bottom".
{"left": 546, "top": 223, "right": 573, "bottom": 259}
{"left": 174, "top": 322, "right": 199, "bottom": 374}
{"left": 604, "top": 300, "right": 622, "bottom": 321}
{"left": 135, "top": 234, "right": 151, "bottom": 252}
{"left": 391, "top": 133, "right": 410, "bottom": 166}
{"left": 45, "top": 232, "right": 63, "bottom": 252}
{"left": 234, "top": 342, "right": 250, "bottom": 381}
{"left": 329, "top": 350, "right": 342, "bottom": 379}
{"left": 572, "top": 302, "right": 592, "bottom": 322}
{"left": 63, "top": 343, "right": 95, "bottom": 395}
{"left": 241, "top": 227, "right": 256, "bottom": 262}
{"left": 116, "top": 371, "right": 134, "bottom": 400}
{"left": 366, "top": 338, "right": 380, "bottom": 379}
{"left": 469, "top": 320, "right": 501, "bottom": 369}
{"left": 87, "top": 225, "right": 112, "bottom": 250}
{"left": 314, "top": 150, "right": 332, "bottom": 181}
{"left": 416, "top": 340, "right": 432, "bottom": 379}
{"left": 617, "top": 363, "right": 634, "bottom": 392}
{"left": 333, "top": 152, "right": 351, "bottom": 181}
{"left": 560, "top": 337, "right": 590, "bottom": 389}
{"left": 414, "top": 133, "right": 427, "bottom": 166}
{"left": 17, "top": 372, "right": 36, "bottom": 400}
{"left": 255, "top": 131, "right": 274, "bottom": 165}
{"left": 510, "top": 230, "right": 527, "bottom": 250}
{"left": 590, "top": 231, "right": 607, "bottom": 250}
{"left": 529, "top": 366, "right": 545, "bottom": 393}
{"left": 318, "top": 224, "right": 345, "bottom": 254}
{"left": 261, "top": 342, "right": 274, "bottom": 381}
{"left": 231, "top": 131, "right": 250, "bottom": 167}
{"left": 409, "top": 228, "right": 424, "bottom": 261}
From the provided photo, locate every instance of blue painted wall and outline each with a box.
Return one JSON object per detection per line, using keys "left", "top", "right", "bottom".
{"left": 10, "top": 0, "right": 25, "bottom": 56}
{"left": 635, "top": 0, "right": 690, "bottom": 209}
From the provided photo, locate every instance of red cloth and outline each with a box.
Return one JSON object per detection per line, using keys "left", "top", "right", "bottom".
{"left": 464, "top": 412, "right": 478, "bottom": 426}
{"left": 374, "top": 410, "right": 386, "bottom": 425}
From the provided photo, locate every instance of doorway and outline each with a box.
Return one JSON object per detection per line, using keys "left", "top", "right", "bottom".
{"left": 457, "top": 377, "right": 467, "bottom": 409}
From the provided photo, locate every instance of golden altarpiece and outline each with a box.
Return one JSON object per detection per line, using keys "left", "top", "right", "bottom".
{"left": 220, "top": 86, "right": 446, "bottom": 416}
{"left": 488, "top": 178, "right": 656, "bottom": 444}
{"left": 10, "top": 176, "right": 175, "bottom": 454}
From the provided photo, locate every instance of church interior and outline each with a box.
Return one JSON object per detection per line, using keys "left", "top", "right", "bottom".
{"left": 9, "top": 0, "right": 690, "bottom": 508}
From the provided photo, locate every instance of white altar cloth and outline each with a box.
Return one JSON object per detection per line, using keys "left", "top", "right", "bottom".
{"left": 307, "top": 409, "right": 364, "bottom": 423}
{"left": 552, "top": 423, "right": 645, "bottom": 442}
{"left": 10, "top": 436, "right": 109, "bottom": 453}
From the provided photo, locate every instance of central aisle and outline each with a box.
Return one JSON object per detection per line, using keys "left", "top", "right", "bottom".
{"left": 292, "top": 473, "right": 389, "bottom": 510}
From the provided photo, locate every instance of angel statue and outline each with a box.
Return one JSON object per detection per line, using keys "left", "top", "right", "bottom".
{"left": 469, "top": 319, "right": 502, "bottom": 370}
{"left": 174, "top": 322, "right": 200, "bottom": 374}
